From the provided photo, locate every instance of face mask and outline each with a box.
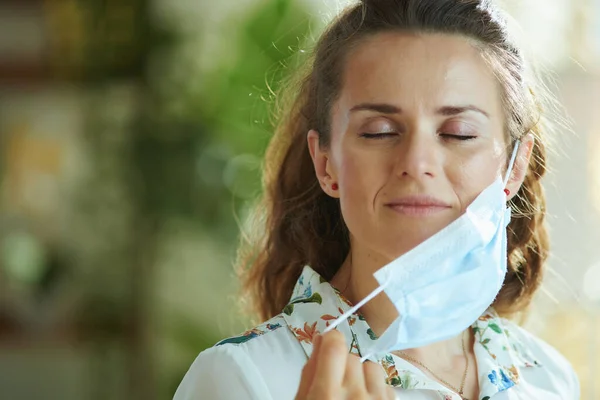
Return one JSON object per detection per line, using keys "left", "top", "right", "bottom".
{"left": 324, "top": 142, "right": 520, "bottom": 362}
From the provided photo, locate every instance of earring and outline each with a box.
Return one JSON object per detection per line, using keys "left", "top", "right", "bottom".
{"left": 332, "top": 183, "right": 338, "bottom": 191}
{"left": 504, "top": 189, "right": 510, "bottom": 196}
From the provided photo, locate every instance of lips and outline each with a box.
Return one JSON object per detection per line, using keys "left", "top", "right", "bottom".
{"left": 385, "top": 195, "right": 451, "bottom": 216}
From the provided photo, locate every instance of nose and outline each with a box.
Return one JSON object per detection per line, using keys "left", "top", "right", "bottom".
{"left": 394, "top": 132, "right": 439, "bottom": 180}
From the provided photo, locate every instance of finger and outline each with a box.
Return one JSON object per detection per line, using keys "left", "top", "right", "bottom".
{"left": 295, "top": 334, "right": 322, "bottom": 399}
{"left": 386, "top": 385, "right": 398, "bottom": 400}
{"left": 342, "top": 354, "right": 367, "bottom": 393}
{"left": 311, "top": 330, "right": 348, "bottom": 394}
{"left": 363, "top": 360, "right": 389, "bottom": 395}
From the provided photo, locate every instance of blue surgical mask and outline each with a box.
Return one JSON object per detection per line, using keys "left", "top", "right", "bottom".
{"left": 325, "top": 142, "right": 521, "bottom": 362}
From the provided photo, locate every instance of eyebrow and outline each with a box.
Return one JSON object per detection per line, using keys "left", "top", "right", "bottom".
{"left": 349, "top": 103, "right": 490, "bottom": 119}
{"left": 437, "top": 105, "right": 490, "bottom": 119}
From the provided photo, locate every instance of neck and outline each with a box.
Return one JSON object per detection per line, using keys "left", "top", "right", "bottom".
{"left": 330, "top": 247, "right": 469, "bottom": 368}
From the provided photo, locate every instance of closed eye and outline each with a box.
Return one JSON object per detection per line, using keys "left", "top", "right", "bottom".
{"left": 359, "top": 132, "right": 398, "bottom": 139}
{"left": 439, "top": 133, "right": 477, "bottom": 141}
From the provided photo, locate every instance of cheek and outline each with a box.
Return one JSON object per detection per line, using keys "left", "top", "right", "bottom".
{"left": 336, "top": 147, "right": 391, "bottom": 211}
{"left": 452, "top": 146, "right": 504, "bottom": 207}
{"left": 333, "top": 147, "right": 393, "bottom": 245}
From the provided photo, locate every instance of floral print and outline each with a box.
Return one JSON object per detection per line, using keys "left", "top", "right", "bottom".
{"left": 290, "top": 321, "right": 318, "bottom": 344}
{"left": 471, "top": 309, "right": 542, "bottom": 398}
{"left": 215, "top": 320, "right": 283, "bottom": 346}
{"left": 220, "top": 266, "right": 544, "bottom": 399}
{"left": 280, "top": 266, "right": 547, "bottom": 399}
{"left": 381, "top": 354, "right": 402, "bottom": 386}
{"left": 321, "top": 307, "right": 356, "bottom": 327}
{"left": 282, "top": 285, "right": 323, "bottom": 316}
{"left": 487, "top": 369, "right": 514, "bottom": 391}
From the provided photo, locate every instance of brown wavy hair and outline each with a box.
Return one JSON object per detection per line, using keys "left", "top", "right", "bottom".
{"left": 236, "top": 0, "right": 562, "bottom": 322}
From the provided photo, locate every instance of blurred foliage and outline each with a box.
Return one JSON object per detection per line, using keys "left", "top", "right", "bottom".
{"left": 132, "top": 0, "right": 312, "bottom": 241}
{"left": 198, "top": 0, "right": 311, "bottom": 155}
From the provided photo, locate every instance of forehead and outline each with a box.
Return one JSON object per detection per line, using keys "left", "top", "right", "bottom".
{"left": 336, "top": 32, "right": 502, "bottom": 115}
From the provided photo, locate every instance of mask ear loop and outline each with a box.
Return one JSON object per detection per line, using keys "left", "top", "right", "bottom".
{"left": 503, "top": 141, "right": 521, "bottom": 187}
{"left": 323, "top": 282, "right": 387, "bottom": 334}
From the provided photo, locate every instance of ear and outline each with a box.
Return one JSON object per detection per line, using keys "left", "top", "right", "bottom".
{"left": 307, "top": 130, "right": 339, "bottom": 198}
{"left": 505, "top": 133, "right": 535, "bottom": 201}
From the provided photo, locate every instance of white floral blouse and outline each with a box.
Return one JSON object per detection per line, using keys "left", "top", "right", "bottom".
{"left": 174, "top": 266, "right": 580, "bottom": 399}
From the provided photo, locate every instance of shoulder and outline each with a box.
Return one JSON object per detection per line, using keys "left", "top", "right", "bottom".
{"left": 174, "top": 314, "right": 306, "bottom": 400}
{"left": 173, "top": 342, "right": 259, "bottom": 400}
{"left": 500, "top": 316, "right": 580, "bottom": 399}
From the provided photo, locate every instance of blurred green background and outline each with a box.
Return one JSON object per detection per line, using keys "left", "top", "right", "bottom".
{"left": 0, "top": 0, "right": 599, "bottom": 399}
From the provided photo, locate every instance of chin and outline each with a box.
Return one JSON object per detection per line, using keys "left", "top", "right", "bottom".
{"left": 378, "top": 227, "right": 446, "bottom": 260}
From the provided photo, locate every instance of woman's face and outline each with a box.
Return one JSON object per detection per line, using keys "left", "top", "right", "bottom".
{"left": 313, "top": 33, "right": 511, "bottom": 261}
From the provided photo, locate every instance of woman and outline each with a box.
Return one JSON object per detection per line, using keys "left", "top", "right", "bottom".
{"left": 175, "top": 0, "right": 580, "bottom": 399}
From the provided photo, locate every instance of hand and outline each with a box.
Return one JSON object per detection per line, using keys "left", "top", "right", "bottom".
{"left": 295, "top": 330, "right": 397, "bottom": 400}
